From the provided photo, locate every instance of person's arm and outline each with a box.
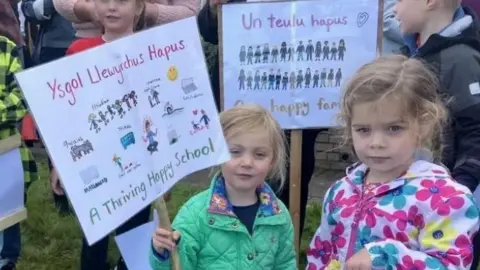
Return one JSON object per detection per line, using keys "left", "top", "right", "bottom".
{"left": 52, "top": 0, "right": 93, "bottom": 23}
{"left": 364, "top": 191, "right": 479, "bottom": 269}
{"left": 0, "top": 38, "right": 27, "bottom": 130}
{"left": 21, "top": 0, "right": 56, "bottom": 22}
{"left": 197, "top": 0, "right": 219, "bottom": 45}
{"left": 442, "top": 53, "right": 480, "bottom": 192}
{"left": 149, "top": 202, "right": 200, "bottom": 269}
{"left": 273, "top": 205, "right": 296, "bottom": 269}
{"left": 144, "top": 0, "right": 199, "bottom": 26}
{"left": 383, "top": 0, "right": 403, "bottom": 45}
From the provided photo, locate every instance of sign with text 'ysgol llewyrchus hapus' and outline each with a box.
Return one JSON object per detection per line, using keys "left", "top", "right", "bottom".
{"left": 16, "top": 17, "right": 230, "bottom": 245}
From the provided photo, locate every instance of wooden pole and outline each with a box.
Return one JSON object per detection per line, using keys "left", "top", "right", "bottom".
{"left": 289, "top": 130, "right": 302, "bottom": 266}
{"left": 154, "top": 197, "right": 181, "bottom": 270}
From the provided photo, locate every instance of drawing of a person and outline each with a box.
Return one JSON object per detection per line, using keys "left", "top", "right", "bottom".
{"left": 254, "top": 45, "right": 262, "bottom": 63}
{"left": 247, "top": 71, "right": 253, "bottom": 90}
{"left": 254, "top": 70, "right": 261, "bottom": 90}
{"left": 200, "top": 110, "right": 210, "bottom": 128}
{"left": 143, "top": 119, "right": 158, "bottom": 154}
{"left": 306, "top": 40, "right": 314, "bottom": 61}
{"left": 296, "top": 70, "right": 303, "bottom": 88}
{"left": 123, "top": 94, "right": 132, "bottom": 110}
{"left": 296, "top": 41, "right": 304, "bottom": 61}
{"left": 271, "top": 45, "right": 279, "bottom": 63}
{"left": 315, "top": 41, "right": 322, "bottom": 61}
{"left": 99, "top": 111, "right": 109, "bottom": 125}
{"left": 239, "top": 45, "right": 246, "bottom": 65}
{"left": 320, "top": 68, "right": 327, "bottom": 87}
{"left": 289, "top": 71, "right": 296, "bottom": 89}
{"left": 152, "top": 89, "right": 160, "bottom": 105}
{"left": 330, "top": 42, "right": 338, "bottom": 60}
{"left": 262, "top": 44, "right": 270, "bottom": 63}
{"left": 192, "top": 121, "right": 200, "bottom": 130}
{"left": 338, "top": 39, "right": 346, "bottom": 61}
{"left": 313, "top": 70, "right": 320, "bottom": 88}
{"left": 280, "top": 42, "right": 287, "bottom": 62}
{"left": 261, "top": 72, "right": 268, "bottom": 89}
{"left": 113, "top": 154, "right": 123, "bottom": 171}
{"left": 106, "top": 105, "right": 115, "bottom": 120}
{"left": 282, "top": 72, "right": 288, "bottom": 90}
{"left": 288, "top": 44, "right": 294, "bottom": 61}
{"left": 238, "top": 69, "right": 246, "bottom": 90}
{"left": 275, "top": 69, "right": 281, "bottom": 90}
{"left": 335, "top": 68, "right": 342, "bottom": 87}
{"left": 114, "top": 100, "right": 125, "bottom": 118}
{"left": 304, "top": 68, "right": 312, "bottom": 88}
{"left": 247, "top": 46, "right": 253, "bottom": 65}
{"left": 88, "top": 113, "right": 101, "bottom": 133}
{"left": 268, "top": 70, "right": 275, "bottom": 90}
{"left": 322, "top": 41, "right": 330, "bottom": 60}
{"left": 129, "top": 90, "right": 138, "bottom": 106}
{"left": 327, "top": 69, "right": 334, "bottom": 87}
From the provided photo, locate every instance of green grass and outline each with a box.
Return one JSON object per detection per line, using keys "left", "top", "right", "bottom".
{"left": 16, "top": 158, "right": 320, "bottom": 269}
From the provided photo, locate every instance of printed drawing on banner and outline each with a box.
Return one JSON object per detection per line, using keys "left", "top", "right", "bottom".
{"left": 113, "top": 153, "right": 141, "bottom": 178}
{"left": 190, "top": 109, "right": 211, "bottom": 135}
{"left": 88, "top": 92, "right": 138, "bottom": 133}
{"left": 162, "top": 101, "right": 184, "bottom": 117}
{"left": 145, "top": 77, "right": 162, "bottom": 108}
{"left": 119, "top": 124, "right": 135, "bottom": 149}
{"left": 181, "top": 77, "right": 203, "bottom": 100}
{"left": 79, "top": 165, "right": 108, "bottom": 193}
{"left": 143, "top": 117, "right": 159, "bottom": 154}
{"left": 167, "top": 125, "right": 180, "bottom": 145}
{"left": 64, "top": 137, "right": 94, "bottom": 162}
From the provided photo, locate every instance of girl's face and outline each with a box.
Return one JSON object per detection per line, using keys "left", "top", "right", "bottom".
{"left": 95, "top": 0, "right": 142, "bottom": 35}
{"left": 222, "top": 130, "right": 274, "bottom": 194}
{"left": 351, "top": 96, "right": 420, "bottom": 181}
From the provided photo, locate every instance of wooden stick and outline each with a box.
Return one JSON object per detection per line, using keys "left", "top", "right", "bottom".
{"left": 289, "top": 130, "right": 303, "bottom": 266}
{"left": 0, "top": 208, "right": 27, "bottom": 231}
{"left": 154, "top": 196, "right": 181, "bottom": 270}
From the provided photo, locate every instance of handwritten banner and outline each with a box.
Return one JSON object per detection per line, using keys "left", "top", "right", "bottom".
{"left": 221, "top": 0, "right": 380, "bottom": 128}
{"left": 16, "top": 17, "right": 230, "bottom": 244}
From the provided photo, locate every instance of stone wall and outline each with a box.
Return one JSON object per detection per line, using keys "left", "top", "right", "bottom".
{"left": 314, "top": 129, "right": 353, "bottom": 171}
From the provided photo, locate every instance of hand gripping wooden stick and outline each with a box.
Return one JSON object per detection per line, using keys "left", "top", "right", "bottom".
{"left": 154, "top": 197, "right": 181, "bottom": 270}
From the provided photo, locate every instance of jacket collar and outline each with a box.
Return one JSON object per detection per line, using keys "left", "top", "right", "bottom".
{"left": 206, "top": 173, "right": 282, "bottom": 218}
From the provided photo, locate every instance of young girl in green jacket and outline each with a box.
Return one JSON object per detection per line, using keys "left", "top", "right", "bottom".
{"left": 150, "top": 104, "right": 296, "bottom": 269}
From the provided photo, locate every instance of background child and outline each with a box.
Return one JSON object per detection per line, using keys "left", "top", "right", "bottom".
{"left": 49, "top": 0, "right": 150, "bottom": 269}
{"left": 150, "top": 104, "right": 296, "bottom": 269}
{"left": 306, "top": 55, "right": 480, "bottom": 269}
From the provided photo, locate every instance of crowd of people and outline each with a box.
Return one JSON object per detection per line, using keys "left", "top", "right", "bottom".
{"left": 0, "top": 0, "right": 480, "bottom": 269}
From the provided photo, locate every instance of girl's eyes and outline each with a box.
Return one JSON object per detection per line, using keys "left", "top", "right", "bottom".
{"left": 355, "top": 127, "right": 370, "bottom": 133}
{"left": 388, "top": 125, "right": 404, "bottom": 133}
{"left": 354, "top": 126, "right": 404, "bottom": 134}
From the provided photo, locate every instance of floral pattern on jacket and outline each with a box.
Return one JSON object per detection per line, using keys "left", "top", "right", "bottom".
{"left": 306, "top": 160, "right": 480, "bottom": 270}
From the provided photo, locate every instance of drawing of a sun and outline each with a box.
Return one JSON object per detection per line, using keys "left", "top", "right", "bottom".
{"left": 167, "top": 66, "right": 178, "bottom": 81}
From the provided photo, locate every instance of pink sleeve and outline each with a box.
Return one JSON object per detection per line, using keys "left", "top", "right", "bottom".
{"left": 53, "top": 0, "right": 81, "bottom": 22}
{"left": 152, "top": 0, "right": 200, "bottom": 25}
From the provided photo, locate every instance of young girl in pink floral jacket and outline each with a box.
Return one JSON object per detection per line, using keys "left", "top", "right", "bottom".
{"left": 307, "top": 56, "right": 480, "bottom": 270}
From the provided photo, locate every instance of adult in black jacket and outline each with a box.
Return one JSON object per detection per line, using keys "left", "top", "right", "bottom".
{"left": 198, "top": 0, "right": 319, "bottom": 236}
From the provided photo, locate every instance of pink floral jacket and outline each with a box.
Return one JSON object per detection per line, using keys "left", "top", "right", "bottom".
{"left": 307, "top": 160, "right": 480, "bottom": 270}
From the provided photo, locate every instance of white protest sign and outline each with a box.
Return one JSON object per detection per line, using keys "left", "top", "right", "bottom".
{"left": 0, "top": 147, "right": 25, "bottom": 230}
{"left": 16, "top": 16, "right": 230, "bottom": 244}
{"left": 221, "top": 0, "right": 380, "bottom": 128}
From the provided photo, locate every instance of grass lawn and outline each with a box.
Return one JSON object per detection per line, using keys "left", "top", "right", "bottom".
{"left": 16, "top": 158, "right": 321, "bottom": 269}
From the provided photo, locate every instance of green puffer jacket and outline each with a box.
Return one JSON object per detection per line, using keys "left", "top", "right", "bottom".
{"left": 149, "top": 174, "right": 297, "bottom": 270}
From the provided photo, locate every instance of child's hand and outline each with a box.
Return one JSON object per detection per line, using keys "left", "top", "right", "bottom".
{"left": 345, "top": 248, "right": 371, "bottom": 270}
{"left": 152, "top": 228, "right": 180, "bottom": 254}
{"left": 50, "top": 167, "right": 64, "bottom": 195}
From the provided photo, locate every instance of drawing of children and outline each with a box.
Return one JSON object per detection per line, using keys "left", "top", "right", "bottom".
{"left": 247, "top": 46, "right": 254, "bottom": 65}
{"left": 288, "top": 44, "right": 294, "bottom": 61}
{"left": 115, "top": 100, "right": 125, "bottom": 118}
{"left": 88, "top": 113, "right": 101, "bottom": 133}
{"left": 335, "top": 68, "right": 342, "bottom": 87}
{"left": 123, "top": 94, "right": 132, "bottom": 110}
{"left": 296, "top": 41, "right": 305, "bottom": 61}
{"left": 254, "top": 70, "right": 261, "bottom": 90}
{"left": 320, "top": 68, "right": 327, "bottom": 87}
{"left": 315, "top": 41, "right": 322, "bottom": 61}
{"left": 338, "top": 39, "right": 346, "bottom": 61}
{"left": 106, "top": 105, "right": 115, "bottom": 120}
{"left": 113, "top": 154, "right": 124, "bottom": 171}
{"left": 327, "top": 69, "right": 334, "bottom": 87}
{"left": 271, "top": 45, "right": 279, "bottom": 63}
{"left": 98, "top": 111, "right": 109, "bottom": 125}
{"left": 268, "top": 70, "right": 275, "bottom": 90}
{"left": 306, "top": 40, "right": 314, "bottom": 61}
{"left": 200, "top": 110, "right": 210, "bottom": 128}
{"left": 275, "top": 69, "right": 281, "bottom": 90}
{"left": 304, "top": 68, "right": 312, "bottom": 88}
{"left": 322, "top": 41, "right": 330, "bottom": 60}
{"left": 238, "top": 69, "right": 246, "bottom": 90}
{"left": 290, "top": 71, "right": 296, "bottom": 89}
{"left": 247, "top": 71, "right": 253, "bottom": 90}
{"left": 254, "top": 45, "right": 262, "bottom": 63}
{"left": 262, "top": 44, "right": 270, "bottom": 63}
{"left": 143, "top": 119, "right": 158, "bottom": 154}
{"left": 261, "top": 72, "right": 268, "bottom": 89}
{"left": 313, "top": 70, "right": 320, "bottom": 88}
{"left": 129, "top": 90, "right": 138, "bottom": 106}
{"left": 282, "top": 72, "right": 288, "bottom": 90}
{"left": 280, "top": 42, "right": 287, "bottom": 62}
{"left": 330, "top": 42, "right": 338, "bottom": 60}
{"left": 239, "top": 45, "right": 246, "bottom": 65}
{"left": 296, "top": 70, "right": 304, "bottom": 88}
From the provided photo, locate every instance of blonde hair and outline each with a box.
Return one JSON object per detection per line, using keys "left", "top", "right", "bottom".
{"left": 338, "top": 55, "right": 448, "bottom": 159}
{"left": 219, "top": 104, "right": 287, "bottom": 190}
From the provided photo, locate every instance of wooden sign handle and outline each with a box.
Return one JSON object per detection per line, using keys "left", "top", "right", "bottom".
{"left": 289, "top": 130, "right": 303, "bottom": 267}
{"left": 154, "top": 197, "right": 181, "bottom": 270}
